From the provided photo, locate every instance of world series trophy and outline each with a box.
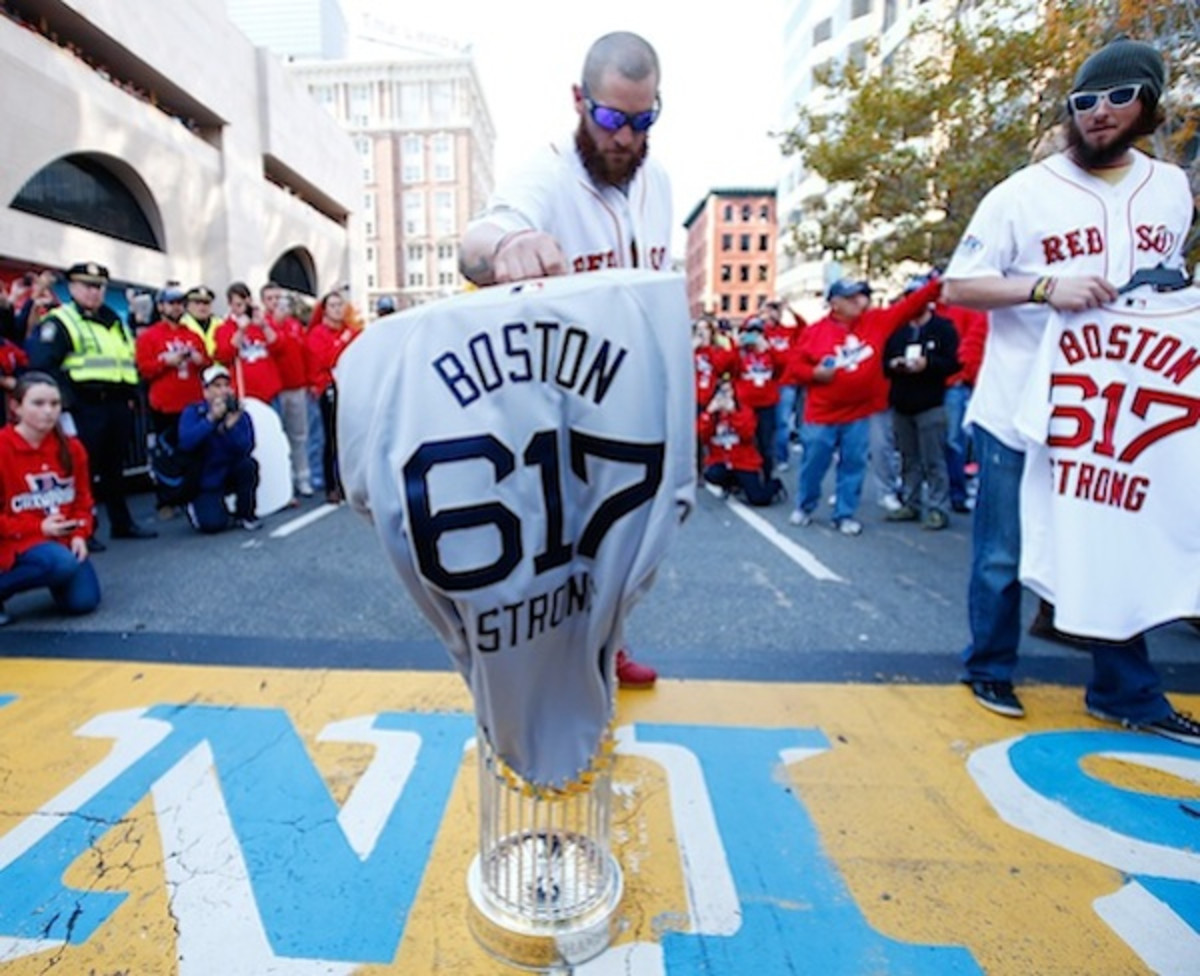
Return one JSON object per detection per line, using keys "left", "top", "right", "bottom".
{"left": 336, "top": 269, "right": 694, "bottom": 971}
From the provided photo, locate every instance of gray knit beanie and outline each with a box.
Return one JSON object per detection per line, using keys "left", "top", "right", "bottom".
{"left": 1071, "top": 37, "right": 1165, "bottom": 104}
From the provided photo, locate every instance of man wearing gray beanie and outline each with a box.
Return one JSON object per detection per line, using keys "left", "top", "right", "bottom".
{"left": 940, "top": 36, "right": 1199, "bottom": 744}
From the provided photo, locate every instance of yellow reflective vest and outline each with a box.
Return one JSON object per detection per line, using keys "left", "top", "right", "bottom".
{"left": 53, "top": 303, "right": 138, "bottom": 385}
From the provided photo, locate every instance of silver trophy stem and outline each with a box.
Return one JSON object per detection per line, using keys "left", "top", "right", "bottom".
{"left": 466, "top": 730, "right": 623, "bottom": 971}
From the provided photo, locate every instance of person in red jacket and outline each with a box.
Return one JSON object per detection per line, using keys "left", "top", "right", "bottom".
{"left": 306, "top": 290, "right": 361, "bottom": 504}
{"left": 732, "top": 316, "right": 786, "bottom": 480}
{"left": 212, "top": 282, "right": 282, "bottom": 406}
{"left": 936, "top": 300, "right": 988, "bottom": 513}
{"left": 783, "top": 275, "right": 941, "bottom": 535}
{"left": 0, "top": 372, "right": 101, "bottom": 626}
{"left": 693, "top": 317, "right": 734, "bottom": 412}
{"left": 135, "top": 286, "right": 210, "bottom": 430}
{"left": 262, "top": 281, "right": 314, "bottom": 497}
{"left": 699, "top": 379, "right": 783, "bottom": 506}
{"left": 762, "top": 299, "right": 807, "bottom": 473}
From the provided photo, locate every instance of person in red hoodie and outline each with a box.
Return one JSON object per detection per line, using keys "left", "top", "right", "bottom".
{"left": 783, "top": 275, "right": 941, "bottom": 535}
{"left": 306, "top": 290, "right": 361, "bottom": 504}
{"left": 0, "top": 372, "right": 101, "bottom": 626}
{"left": 698, "top": 378, "right": 783, "bottom": 506}
{"left": 762, "top": 298, "right": 807, "bottom": 473}
{"left": 212, "top": 282, "right": 283, "bottom": 406}
{"left": 262, "top": 281, "right": 314, "bottom": 498}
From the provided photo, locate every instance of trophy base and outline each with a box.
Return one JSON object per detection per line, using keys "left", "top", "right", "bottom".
{"left": 466, "top": 834, "right": 624, "bottom": 972}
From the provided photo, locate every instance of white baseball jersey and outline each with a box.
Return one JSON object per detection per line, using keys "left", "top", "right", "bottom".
{"left": 1015, "top": 286, "right": 1200, "bottom": 640}
{"left": 946, "top": 149, "right": 1191, "bottom": 449}
{"left": 476, "top": 136, "right": 673, "bottom": 274}
{"left": 338, "top": 270, "right": 694, "bottom": 787}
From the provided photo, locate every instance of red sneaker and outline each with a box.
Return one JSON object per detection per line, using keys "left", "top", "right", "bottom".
{"left": 616, "top": 648, "right": 657, "bottom": 688}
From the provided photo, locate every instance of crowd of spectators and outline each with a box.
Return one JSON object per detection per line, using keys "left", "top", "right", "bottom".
{"left": 0, "top": 262, "right": 372, "bottom": 625}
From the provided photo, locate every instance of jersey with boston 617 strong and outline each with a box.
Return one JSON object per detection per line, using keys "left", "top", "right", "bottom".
{"left": 336, "top": 269, "right": 694, "bottom": 788}
{"left": 1016, "top": 286, "right": 1200, "bottom": 641}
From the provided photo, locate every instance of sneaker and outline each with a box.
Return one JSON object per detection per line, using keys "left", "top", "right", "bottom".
{"left": 834, "top": 517, "right": 863, "bottom": 536}
{"left": 297, "top": 480, "right": 315, "bottom": 498}
{"left": 885, "top": 505, "right": 920, "bottom": 522}
{"left": 788, "top": 509, "right": 813, "bottom": 526}
{"left": 238, "top": 517, "right": 262, "bottom": 531}
{"left": 879, "top": 492, "right": 903, "bottom": 513}
{"left": 951, "top": 500, "right": 972, "bottom": 514}
{"left": 1088, "top": 706, "right": 1200, "bottom": 746}
{"left": 966, "top": 680, "right": 1025, "bottom": 718}
{"left": 923, "top": 510, "right": 949, "bottom": 530}
{"left": 616, "top": 648, "right": 657, "bottom": 689}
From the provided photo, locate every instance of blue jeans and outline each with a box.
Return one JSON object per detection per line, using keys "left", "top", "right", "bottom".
{"left": 306, "top": 393, "right": 326, "bottom": 490}
{"left": 868, "top": 409, "right": 900, "bottom": 502}
{"left": 0, "top": 542, "right": 101, "bottom": 614}
{"left": 774, "top": 384, "right": 799, "bottom": 464}
{"left": 944, "top": 383, "right": 970, "bottom": 507}
{"left": 796, "top": 418, "right": 869, "bottom": 522}
{"left": 962, "top": 427, "right": 1169, "bottom": 723}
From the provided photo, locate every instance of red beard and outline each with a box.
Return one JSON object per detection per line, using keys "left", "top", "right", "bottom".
{"left": 575, "top": 122, "right": 648, "bottom": 187}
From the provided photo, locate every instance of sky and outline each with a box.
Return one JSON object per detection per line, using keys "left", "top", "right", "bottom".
{"left": 347, "top": 0, "right": 787, "bottom": 251}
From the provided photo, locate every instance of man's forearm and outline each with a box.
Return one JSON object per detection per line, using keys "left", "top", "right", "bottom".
{"left": 942, "top": 276, "right": 1038, "bottom": 310}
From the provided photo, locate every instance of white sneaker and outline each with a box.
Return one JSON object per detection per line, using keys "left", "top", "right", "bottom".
{"left": 776, "top": 460, "right": 789, "bottom": 473}
{"left": 297, "top": 480, "right": 315, "bottom": 498}
{"left": 835, "top": 517, "right": 863, "bottom": 536}
{"left": 788, "top": 509, "right": 813, "bottom": 526}
{"left": 879, "top": 493, "right": 903, "bottom": 513}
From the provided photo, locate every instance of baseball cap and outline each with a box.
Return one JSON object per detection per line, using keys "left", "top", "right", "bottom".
{"left": 376, "top": 295, "right": 396, "bottom": 314}
{"left": 202, "top": 364, "right": 231, "bottom": 386}
{"left": 65, "top": 262, "right": 109, "bottom": 285}
{"left": 158, "top": 285, "right": 186, "bottom": 303}
{"left": 1071, "top": 36, "right": 1165, "bottom": 104}
{"left": 826, "top": 279, "right": 872, "bottom": 301}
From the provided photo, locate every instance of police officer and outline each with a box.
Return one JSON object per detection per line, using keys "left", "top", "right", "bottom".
{"left": 29, "top": 261, "right": 157, "bottom": 546}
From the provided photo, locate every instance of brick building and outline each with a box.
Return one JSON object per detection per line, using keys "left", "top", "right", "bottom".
{"left": 682, "top": 188, "right": 777, "bottom": 322}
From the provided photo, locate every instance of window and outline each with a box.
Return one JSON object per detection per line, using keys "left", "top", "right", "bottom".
{"left": 12, "top": 154, "right": 162, "bottom": 250}
{"left": 851, "top": 0, "right": 872, "bottom": 17}
{"left": 723, "top": 203, "right": 733, "bottom": 221}
{"left": 848, "top": 40, "right": 868, "bottom": 71}
{"left": 721, "top": 233, "right": 732, "bottom": 251}
{"left": 738, "top": 265, "right": 750, "bottom": 283}
{"left": 349, "top": 83, "right": 372, "bottom": 126}
{"left": 812, "top": 58, "right": 833, "bottom": 88}
{"left": 404, "top": 191, "right": 426, "bottom": 236}
{"left": 407, "top": 270, "right": 426, "bottom": 288}
{"left": 758, "top": 265, "right": 769, "bottom": 282}
{"left": 738, "top": 295, "right": 749, "bottom": 312}
{"left": 759, "top": 234, "right": 770, "bottom": 251}
{"left": 434, "top": 189, "right": 455, "bottom": 237}
{"left": 311, "top": 85, "right": 339, "bottom": 119}
{"left": 407, "top": 243, "right": 425, "bottom": 262}
{"left": 739, "top": 234, "right": 750, "bottom": 252}
{"left": 431, "top": 81, "right": 454, "bottom": 123}
{"left": 438, "top": 271, "right": 456, "bottom": 286}
{"left": 402, "top": 135, "right": 424, "bottom": 183}
{"left": 437, "top": 243, "right": 455, "bottom": 261}
{"left": 356, "top": 137, "right": 375, "bottom": 183}
{"left": 812, "top": 17, "right": 832, "bottom": 45}
{"left": 720, "top": 264, "right": 732, "bottom": 282}
{"left": 367, "top": 273, "right": 376, "bottom": 288}
{"left": 741, "top": 204, "right": 751, "bottom": 221}
{"left": 759, "top": 204, "right": 770, "bottom": 220}
{"left": 433, "top": 133, "right": 455, "bottom": 181}
{"left": 883, "top": 0, "right": 898, "bottom": 30}
{"left": 720, "top": 295, "right": 731, "bottom": 312}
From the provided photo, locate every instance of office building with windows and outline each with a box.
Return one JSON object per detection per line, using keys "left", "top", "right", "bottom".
{"left": 2, "top": 0, "right": 360, "bottom": 307}
{"left": 682, "top": 188, "right": 777, "bottom": 322}
{"left": 289, "top": 54, "right": 495, "bottom": 310}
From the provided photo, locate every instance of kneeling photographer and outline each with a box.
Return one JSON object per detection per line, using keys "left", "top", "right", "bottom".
{"left": 176, "top": 365, "right": 260, "bottom": 533}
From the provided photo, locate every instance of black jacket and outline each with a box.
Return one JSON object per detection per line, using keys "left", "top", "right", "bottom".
{"left": 882, "top": 312, "right": 960, "bottom": 415}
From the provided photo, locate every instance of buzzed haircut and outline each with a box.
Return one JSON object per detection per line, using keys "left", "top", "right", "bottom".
{"left": 582, "top": 31, "right": 659, "bottom": 90}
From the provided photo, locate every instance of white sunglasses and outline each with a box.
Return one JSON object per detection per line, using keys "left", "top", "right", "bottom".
{"left": 1068, "top": 83, "right": 1142, "bottom": 114}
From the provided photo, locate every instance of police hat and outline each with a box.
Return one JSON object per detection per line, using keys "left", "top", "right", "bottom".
{"left": 185, "top": 286, "right": 216, "bottom": 303}
{"left": 65, "top": 261, "right": 109, "bottom": 285}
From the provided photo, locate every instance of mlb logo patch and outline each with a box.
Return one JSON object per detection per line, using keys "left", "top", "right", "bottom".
{"left": 957, "top": 234, "right": 984, "bottom": 255}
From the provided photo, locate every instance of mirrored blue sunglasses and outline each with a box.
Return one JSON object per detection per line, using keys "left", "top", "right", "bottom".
{"left": 1068, "top": 83, "right": 1142, "bottom": 114}
{"left": 582, "top": 85, "right": 660, "bottom": 133}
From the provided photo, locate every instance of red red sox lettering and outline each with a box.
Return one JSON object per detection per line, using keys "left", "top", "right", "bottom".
{"left": 1049, "top": 319, "right": 1200, "bottom": 511}
{"left": 1040, "top": 225, "right": 1177, "bottom": 264}
{"left": 572, "top": 246, "right": 668, "bottom": 273}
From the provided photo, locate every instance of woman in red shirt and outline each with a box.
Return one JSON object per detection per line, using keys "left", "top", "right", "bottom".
{"left": 0, "top": 372, "right": 101, "bottom": 626}
{"left": 306, "top": 291, "right": 361, "bottom": 504}
{"left": 698, "top": 379, "right": 784, "bottom": 506}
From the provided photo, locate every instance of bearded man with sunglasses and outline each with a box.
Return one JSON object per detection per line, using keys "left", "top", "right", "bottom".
{"left": 943, "top": 37, "right": 1197, "bottom": 742}
{"left": 459, "top": 31, "right": 671, "bottom": 689}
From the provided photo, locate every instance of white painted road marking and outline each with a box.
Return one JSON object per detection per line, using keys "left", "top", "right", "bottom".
{"left": 270, "top": 503, "right": 341, "bottom": 539}
{"left": 704, "top": 485, "right": 845, "bottom": 583}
